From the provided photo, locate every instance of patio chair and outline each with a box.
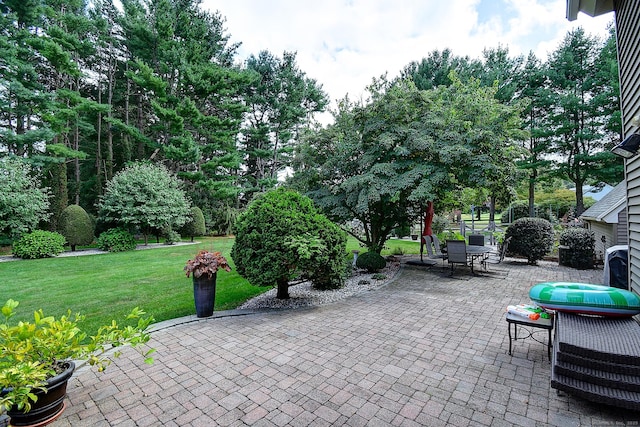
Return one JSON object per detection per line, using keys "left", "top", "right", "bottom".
{"left": 482, "top": 237, "right": 511, "bottom": 270}
{"left": 428, "top": 235, "right": 447, "bottom": 268}
{"left": 468, "top": 234, "right": 485, "bottom": 246}
{"left": 446, "top": 240, "right": 468, "bottom": 276}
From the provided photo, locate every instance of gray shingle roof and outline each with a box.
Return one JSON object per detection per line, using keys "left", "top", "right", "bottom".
{"left": 580, "top": 182, "right": 626, "bottom": 222}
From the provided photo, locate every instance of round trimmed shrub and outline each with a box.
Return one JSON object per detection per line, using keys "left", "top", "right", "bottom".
{"left": 231, "top": 188, "right": 347, "bottom": 298}
{"left": 179, "top": 206, "right": 206, "bottom": 242}
{"left": 356, "top": 251, "right": 387, "bottom": 272}
{"left": 97, "top": 228, "right": 137, "bottom": 252}
{"left": 12, "top": 230, "right": 66, "bottom": 259}
{"left": 559, "top": 227, "right": 595, "bottom": 269}
{"left": 505, "top": 217, "right": 554, "bottom": 265}
{"left": 58, "top": 205, "right": 94, "bottom": 251}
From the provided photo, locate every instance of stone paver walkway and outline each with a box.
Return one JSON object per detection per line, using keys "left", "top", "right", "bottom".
{"left": 56, "top": 258, "right": 640, "bottom": 426}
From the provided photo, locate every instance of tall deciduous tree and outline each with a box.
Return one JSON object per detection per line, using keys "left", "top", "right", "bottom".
{"left": 291, "top": 75, "right": 522, "bottom": 253}
{"left": 0, "top": 157, "right": 51, "bottom": 240}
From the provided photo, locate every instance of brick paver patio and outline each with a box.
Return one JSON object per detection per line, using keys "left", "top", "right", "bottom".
{"left": 55, "top": 258, "right": 640, "bottom": 426}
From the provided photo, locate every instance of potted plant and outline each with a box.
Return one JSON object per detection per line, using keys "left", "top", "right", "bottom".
{"left": 0, "top": 299, "right": 155, "bottom": 426}
{"left": 184, "top": 250, "right": 231, "bottom": 317}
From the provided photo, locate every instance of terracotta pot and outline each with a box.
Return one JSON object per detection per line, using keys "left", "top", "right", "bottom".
{"left": 5, "top": 361, "right": 75, "bottom": 427}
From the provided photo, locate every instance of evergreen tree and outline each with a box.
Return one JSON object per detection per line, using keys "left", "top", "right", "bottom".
{"left": 546, "top": 28, "right": 621, "bottom": 215}
{"left": 240, "top": 50, "right": 328, "bottom": 202}
{"left": 515, "top": 52, "right": 554, "bottom": 217}
{"left": 0, "top": 0, "right": 56, "bottom": 157}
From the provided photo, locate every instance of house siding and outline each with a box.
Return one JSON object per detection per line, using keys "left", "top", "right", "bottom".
{"left": 618, "top": 0, "right": 640, "bottom": 294}
{"left": 618, "top": 209, "right": 629, "bottom": 244}
{"left": 589, "top": 221, "right": 616, "bottom": 261}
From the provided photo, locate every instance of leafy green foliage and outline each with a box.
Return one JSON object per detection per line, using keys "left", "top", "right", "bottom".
{"left": 58, "top": 205, "right": 94, "bottom": 251}
{"left": 179, "top": 206, "right": 207, "bottom": 242}
{"left": 12, "top": 230, "right": 66, "bottom": 259}
{"left": 559, "top": 227, "right": 595, "bottom": 269}
{"left": 291, "top": 75, "right": 522, "bottom": 253}
{"left": 99, "top": 163, "right": 190, "bottom": 244}
{"left": 356, "top": 252, "right": 387, "bottom": 273}
{"left": 505, "top": 218, "right": 554, "bottom": 265}
{"left": 0, "top": 299, "right": 154, "bottom": 413}
{"left": 431, "top": 215, "right": 450, "bottom": 235}
{"left": 162, "top": 228, "right": 181, "bottom": 245}
{"left": 0, "top": 158, "right": 50, "bottom": 240}
{"left": 500, "top": 201, "right": 531, "bottom": 223}
{"left": 96, "top": 228, "right": 136, "bottom": 252}
{"left": 231, "top": 188, "right": 347, "bottom": 298}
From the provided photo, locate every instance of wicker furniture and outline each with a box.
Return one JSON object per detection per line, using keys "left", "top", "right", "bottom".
{"left": 551, "top": 312, "right": 640, "bottom": 410}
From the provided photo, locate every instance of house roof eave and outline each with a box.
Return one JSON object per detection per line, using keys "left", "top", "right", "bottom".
{"left": 566, "top": 0, "right": 615, "bottom": 21}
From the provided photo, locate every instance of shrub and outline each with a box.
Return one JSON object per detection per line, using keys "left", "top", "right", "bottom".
{"left": 432, "top": 215, "right": 449, "bottom": 235}
{"left": 231, "top": 188, "right": 347, "bottom": 298}
{"left": 394, "top": 223, "right": 410, "bottom": 238}
{"left": 356, "top": 251, "right": 387, "bottom": 272}
{"left": 500, "top": 201, "right": 530, "bottom": 224}
{"left": 96, "top": 228, "right": 137, "bottom": 252}
{"left": 58, "top": 205, "right": 94, "bottom": 251}
{"left": 559, "top": 227, "right": 595, "bottom": 269}
{"left": 391, "top": 246, "right": 406, "bottom": 256}
{"left": 98, "top": 163, "right": 190, "bottom": 244}
{"left": 12, "top": 230, "right": 66, "bottom": 259}
{"left": 179, "top": 206, "right": 206, "bottom": 242}
{"left": 505, "top": 217, "right": 554, "bottom": 265}
{"left": 163, "top": 228, "right": 181, "bottom": 245}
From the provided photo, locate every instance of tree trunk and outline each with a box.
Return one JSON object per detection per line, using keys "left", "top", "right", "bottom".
{"left": 73, "top": 73, "right": 81, "bottom": 205}
{"left": 96, "top": 80, "right": 103, "bottom": 194}
{"left": 276, "top": 277, "right": 290, "bottom": 299}
{"left": 528, "top": 169, "right": 536, "bottom": 217}
{"left": 489, "top": 195, "right": 496, "bottom": 223}
{"left": 575, "top": 182, "right": 585, "bottom": 216}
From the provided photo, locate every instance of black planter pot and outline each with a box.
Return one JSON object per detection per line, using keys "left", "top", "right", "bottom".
{"left": 193, "top": 273, "right": 217, "bottom": 317}
{"left": 5, "top": 361, "right": 75, "bottom": 427}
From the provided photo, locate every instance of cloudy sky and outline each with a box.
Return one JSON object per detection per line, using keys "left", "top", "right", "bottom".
{"left": 203, "top": 0, "right": 613, "bottom": 108}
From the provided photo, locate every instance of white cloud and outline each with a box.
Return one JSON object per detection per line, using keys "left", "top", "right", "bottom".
{"left": 203, "top": 0, "right": 613, "bottom": 109}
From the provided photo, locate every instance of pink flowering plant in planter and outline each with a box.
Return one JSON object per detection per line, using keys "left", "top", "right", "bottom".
{"left": 184, "top": 250, "right": 231, "bottom": 278}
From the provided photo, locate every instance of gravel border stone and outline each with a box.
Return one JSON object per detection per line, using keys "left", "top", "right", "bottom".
{"left": 238, "top": 256, "right": 402, "bottom": 310}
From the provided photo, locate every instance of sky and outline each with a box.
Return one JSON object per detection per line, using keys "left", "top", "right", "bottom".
{"left": 203, "top": 0, "right": 614, "bottom": 111}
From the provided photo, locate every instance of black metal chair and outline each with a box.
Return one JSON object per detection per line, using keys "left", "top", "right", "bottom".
{"left": 446, "top": 240, "right": 468, "bottom": 276}
{"left": 468, "top": 234, "right": 485, "bottom": 246}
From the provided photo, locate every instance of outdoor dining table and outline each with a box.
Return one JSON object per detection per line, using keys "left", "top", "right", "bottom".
{"left": 465, "top": 245, "right": 492, "bottom": 275}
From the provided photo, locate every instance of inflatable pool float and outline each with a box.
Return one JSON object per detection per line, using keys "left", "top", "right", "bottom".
{"left": 529, "top": 282, "right": 640, "bottom": 317}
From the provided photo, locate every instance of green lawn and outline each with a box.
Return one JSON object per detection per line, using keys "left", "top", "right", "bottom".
{"left": 0, "top": 237, "right": 269, "bottom": 334}
{"left": 1, "top": 236, "right": 420, "bottom": 334}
